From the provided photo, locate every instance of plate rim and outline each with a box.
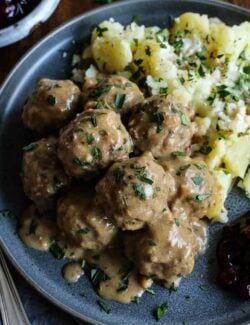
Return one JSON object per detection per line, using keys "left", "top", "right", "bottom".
{"left": 0, "top": 0, "right": 250, "bottom": 323}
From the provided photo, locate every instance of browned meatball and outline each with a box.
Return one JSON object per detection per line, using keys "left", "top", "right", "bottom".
{"left": 58, "top": 109, "right": 133, "bottom": 179}
{"left": 124, "top": 210, "right": 207, "bottom": 288}
{"left": 160, "top": 157, "right": 217, "bottom": 219}
{"left": 22, "top": 136, "right": 70, "bottom": 210}
{"left": 82, "top": 75, "right": 144, "bottom": 118}
{"left": 22, "top": 79, "right": 81, "bottom": 133}
{"left": 57, "top": 187, "right": 117, "bottom": 252}
{"left": 128, "top": 96, "right": 193, "bottom": 158}
{"left": 95, "top": 152, "right": 170, "bottom": 231}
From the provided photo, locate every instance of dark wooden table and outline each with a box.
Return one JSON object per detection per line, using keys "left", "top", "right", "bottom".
{"left": 0, "top": 0, "right": 249, "bottom": 85}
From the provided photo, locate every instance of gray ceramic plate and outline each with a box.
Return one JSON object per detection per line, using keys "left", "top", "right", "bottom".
{"left": 0, "top": 0, "right": 249, "bottom": 324}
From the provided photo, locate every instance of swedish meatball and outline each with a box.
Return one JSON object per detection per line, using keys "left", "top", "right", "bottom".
{"left": 57, "top": 187, "right": 117, "bottom": 252}
{"left": 95, "top": 152, "right": 169, "bottom": 231}
{"left": 83, "top": 75, "right": 144, "bottom": 118}
{"left": 128, "top": 96, "right": 193, "bottom": 158}
{"left": 22, "top": 79, "right": 81, "bottom": 133}
{"left": 124, "top": 211, "right": 206, "bottom": 287}
{"left": 58, "top": 109, "right": 133, "bottom": 179}
{"left": 160, "top": 157, "right": 217, "bottom": 219}
{"left": 22, "top": 136, "right": 70, "bottom": 210}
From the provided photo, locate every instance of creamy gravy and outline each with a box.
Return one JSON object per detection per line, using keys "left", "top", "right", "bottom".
{"left": 63, "top": 262, "right": 84, "bottom": 283}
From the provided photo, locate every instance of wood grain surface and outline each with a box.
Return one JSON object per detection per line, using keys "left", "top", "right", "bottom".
{"left": 0, "top": 0, "right": 249, "bottom": 85}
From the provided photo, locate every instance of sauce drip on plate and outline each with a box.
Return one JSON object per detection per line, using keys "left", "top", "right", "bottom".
{"left": 217, "top": 211, "right": 250, "bottom": 300}
{"left": 0, "top": 0, "right": 40, "bottom": 29}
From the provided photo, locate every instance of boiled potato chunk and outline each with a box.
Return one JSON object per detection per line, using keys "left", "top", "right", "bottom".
{"left": 207, "top": 170, "right": 233, "bottom": 223}
{"left": 238, "top": 168, "right": 250, "bottom": 198}
{"left": 205, "top": 139, "right": 226, "bottom": 170}
{"left": 222, "top": 135, "right": 250, "bottom": 178}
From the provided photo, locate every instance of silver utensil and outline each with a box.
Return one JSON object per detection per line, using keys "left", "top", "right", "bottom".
{"left": 0, "top": 247, "right": 30, "bottom": 325}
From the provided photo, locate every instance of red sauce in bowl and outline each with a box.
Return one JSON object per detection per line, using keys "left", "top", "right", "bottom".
{"left": 0, "top": 0, "right": 41, "bottom": 29}
{"left": 217, "top": 211, "right": 250, "bottom": 299}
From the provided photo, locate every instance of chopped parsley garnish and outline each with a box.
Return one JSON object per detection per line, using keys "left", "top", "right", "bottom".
{"left": 145, "top": 45, "right": 152, "bottom": 56}
{"left": 173, "top": 38, "right": 183, "bottom": 51}
{"left": 239, "top": 51, "right": 246, "bottom": 60}
{"left": 198, "top": 64, "right": 205, "bottom": 77}
{"left": 171, "top": 151, "right": 186, "bottom": 157}
{"left": 198, "top": 284, "right": 208, "bottom": 290}
{"left": 131, "top": 165, "right": 153, "bottom": 185}
{"left": 174, "top": 218, "right": 180, "bottom": 227}
{"left": 159, "top": 87, "right": 168, "bottom": 95}
{"left": 95, "top": 26, "right": 108, "bottom": 37}
{"left": 216, "top": 84, "right": 230, "bottom": 99}
{"left": 90, "top": 113, "right": 97, "bottom": 127}
{"left": 176, "top": 164, "right": 191, "bottom": 176}
{"left": 114, "top": 166, "right": 125, "bottom": 183}
{"left": 191, "top": 176, "right": 203, "bottom": 186}
{"left": 168, "top": 282, "right": 177, "bottom": 294}
{"left": 196, "top": 47, "right": 206, "bottom": 60}
{"left": 151, "top": 110, "right": 164, "bottom": 133}
{"left": 154, "top": 302, "right": 168, "bottom": 321}
{"left": 50, "top": 242, "right": 64, "bottom": 259}
{"left": 0, "top": 209, "right": 17, "bottom": 219}
{"left": 117, "top": 265, "right": 133, "bottom": 292}
{"left": 77, "top": 228, "right": 90, "bottom": 235}
{"left": 193, "top": 194, "right": 211, "bottom": 202}
{"left": 97, "top": 300, "right": 111, "bottom": 314}
{"left": 89, "top": 84, "right": 112, "bottom": 97}
{"left": 73, "top": 158, "right": 91, "bottom": 169}
{"left": 131, "top": 296, "right": 140, "bottom": 304}
{"left": 115, "top": 93, "right": 126, "bottom": 109}
{"left": 90, "top": 267, "right": 110, "bottom": 287}
{"left": 180, "top": 113, "right": 188, "bottom": 126}
{"left": 99, "top": 129, "right": 107, "bottom": 136}
{"left": 133, "top": 184, "right": 146, "bottom": 200}
{"left": 86, "top": 133, "right": 95, "bottom": 144}
{"left": 243, "top": 66, "right": 250, "bottom": 75}
{"left": 91, "top": 147, "right": 102, "bottom": 161}
{"left": 179, "top": 76, "right": 185, "bottom": 85}
{"left": 148, "top": 240, "right": 157, "bottom": 246}
{"left": 131, "top": 15, "right": 140, "bottom": 24}
{"left": 96, "top": 99, "right": 103, "bottom": 109}
{"left": 194, "top": 163, "right": 207, "bottom": 170}
{"left": 22, "top": 143, "right": 38, "bottom": 152}
{"left": 146, "top": 288, "right": 155, "bottom": 295}
{"left": 46, "top": 95, "right": 56, "bottom": 106}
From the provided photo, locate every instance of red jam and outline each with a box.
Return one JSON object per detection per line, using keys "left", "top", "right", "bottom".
{"left": 0, "top": 0, "right": 40, "bottom": 29}
{"left": 217, "top": 211, "right": 250, "bottom": 300}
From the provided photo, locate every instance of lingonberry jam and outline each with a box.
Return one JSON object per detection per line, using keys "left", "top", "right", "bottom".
{"left": 217, "top": 211, "right": 250, "bottom": 300}
{"left": 0, "top": 0, "right": 40, "bottom": 29}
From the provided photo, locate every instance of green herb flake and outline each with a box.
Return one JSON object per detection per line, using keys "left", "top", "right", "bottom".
{"left": 117, "top": 265, "right": 133, "bottom": 292}
{"left": 114, "top": 166, "right": 125, "bottom": 183}
{"left": 90, "top": 113, "right": 97, "bottom": 127}
{"left": 50, "top": 242, "right": 64, "bottom": 259}
{"left": 198, "top": 284, "right": 208, "bottom": 290}
{"left": 86, "top": 133, "right": 95, "bottom": 144}
{"left": 154, "top": 302, "right": 168, "bottom": 321}
{"left": 73, "top": 158, "right": 91, "bottom": 169}
{"left": 174, "top": 218, "right": 180, "bottom": 227}
{"left": 131, "top": 296, "right": 140, "bottom": 304}
{"left": 22, "top": 143, "right": 38, "bottom": 152}
{"left": 193, "top": 194, "right": 211, "bottom": 203}
{"left": 239, "top": 51, "right": 246, "bottom": 60}
{"left": 148, "top": 240, "right": 157, "bottom": 246}
{"left": 198, "top": 144, "right": 212, "bottom": 155}
{"left": 180, "top": 113, "right": 188, "bottom": 126}
{"left": 46, "top": 95, "right": 56, "bottom": 106}
{"left": 194, "top": 163, "right": 207, "bottom": 170}
{"left": 97, "top": 300, "right": 111, "bottom": 314}
{"left": 191, "top": 176, "right": 203, "bottom": 186}
{"left": 131, "top": 15, "right": 140, "bottom": 24}
{"left": 99, "top": 129, "right": 107, "bottom": 136}
{"left": 146, "top": 288, "right": 155, "bottom": 295}
{"left": 173, "top": 38, "right": 183, "bottom": 52}
{"left": 89, "top": 84, "right": 112, "bottom": 97}
{"left": 133, "top": 184, "right": 146, "bottom": 200}
{"left": 91, "top": 267, "right": 110, "bottom": 287}
{"left": 77, "top": 228, "right": 90, "bottom": 235}
{"left": 179, "top": 76, "right": 185, "bottom": 85}
{"left": 216, "top": 84, "right": 230, "bottom": 99}
{"left": 198, "top": 64, "right": 205, "bottom": 77}
{"left": 115, "top": 93, "right": 126, "bottom": 109}
{"left": 91, "top": 147, "right": 102, "bottom": 161}
{"left": 243, "top": 66, "right": 250, "bottom": 75}
{"left": 168, "top": 282, "right": 177, "bottom": 294}
{"left": 145, "top": 45, "right": 152, "bottom": 56}
{"left": 151, "top": 110, "right": 164, "bottom": 133}
{"left": 95, "top": 26, "right": 108, "bottom": 37}
{"left": 159, "top": 87, "right": 168, "bottom": 95}
{"left": 171, "top": 151, "right": 186, "bottom": 157}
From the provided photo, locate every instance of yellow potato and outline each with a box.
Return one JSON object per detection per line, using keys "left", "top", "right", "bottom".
{"left": 205, "top": 138, "right": 226, "bottom": 170}
{"left": 222, "top": 135, "right": 250, "bottom": 178}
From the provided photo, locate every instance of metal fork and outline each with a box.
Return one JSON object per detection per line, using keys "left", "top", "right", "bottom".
{"left": 0, "top": 248, "right": 30, "bottom": 325}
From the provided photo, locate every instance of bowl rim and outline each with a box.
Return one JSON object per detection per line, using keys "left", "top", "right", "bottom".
{"left": 0, "top": 0, "right": 249, "bottom": 324}
{"left": 0, "top": 0, "right": 61, "bottom": 47}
